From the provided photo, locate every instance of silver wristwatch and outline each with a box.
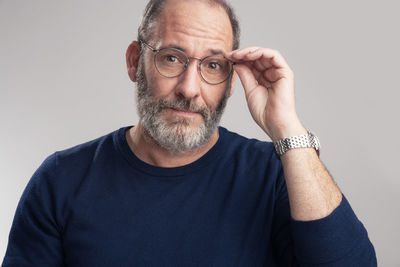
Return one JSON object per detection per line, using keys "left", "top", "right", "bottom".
{"left": 274, "top": 131, "right": 320, "bottom": 157}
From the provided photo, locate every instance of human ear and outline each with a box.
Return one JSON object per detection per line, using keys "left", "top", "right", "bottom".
{"left": 126, "top": 41, "right": 141, "bottom": 82}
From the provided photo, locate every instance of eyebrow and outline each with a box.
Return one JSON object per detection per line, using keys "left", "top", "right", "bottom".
{"left": 160, "top": 44, "right": 225, "bottom": 56}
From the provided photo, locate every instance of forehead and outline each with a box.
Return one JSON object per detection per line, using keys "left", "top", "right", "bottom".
{"left": 153, "top": 0, "right": 233, "bottom": 53}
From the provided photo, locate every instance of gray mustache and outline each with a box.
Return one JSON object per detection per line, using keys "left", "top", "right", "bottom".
{"left": 157, "top": 97, "right": 211, "bottom": 119}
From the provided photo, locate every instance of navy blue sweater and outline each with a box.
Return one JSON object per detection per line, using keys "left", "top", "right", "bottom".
{"left": 2, "top": 126, "right": 376, "bottom": 266}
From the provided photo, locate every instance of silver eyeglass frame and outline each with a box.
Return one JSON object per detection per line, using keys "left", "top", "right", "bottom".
{"left": 140, "top": 40, "right": 235, "bottom": 85}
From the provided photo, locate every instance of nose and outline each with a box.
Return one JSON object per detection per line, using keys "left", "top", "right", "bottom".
{"left": 174, "top": 58, "right": 202, "bottom": 99}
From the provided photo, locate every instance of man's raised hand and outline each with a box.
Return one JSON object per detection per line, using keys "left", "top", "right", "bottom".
{"left": 225, "top": 47, "right": 307, "bottom": 141}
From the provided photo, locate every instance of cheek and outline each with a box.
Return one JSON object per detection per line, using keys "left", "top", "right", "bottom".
{"left": 201, "top": 85, "right": 227, "bottom": 109}
{"left": 153, "top": 78, "right": 180, "bottom": 98}
{"left": 144, "top": 63, "right": 178, "bottom": 97}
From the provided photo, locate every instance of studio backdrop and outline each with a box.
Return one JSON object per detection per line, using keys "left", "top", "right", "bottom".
{"left": 1, "top": 0, "right": 399, "bottom": 265}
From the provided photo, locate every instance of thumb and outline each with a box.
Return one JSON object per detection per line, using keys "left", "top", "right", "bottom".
{"left": 233, "top": 64, "right": 258, "bottom": 96}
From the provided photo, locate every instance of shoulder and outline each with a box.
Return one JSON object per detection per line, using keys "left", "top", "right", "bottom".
{"left": 217, "top": 126, "right": 283, "bottom": 178}
{"left": 29, "top": 126, "right": 128, "bottom": 197}
{"left": 219, "top": 126, "right": 279, "bottom": 161}
{"left": 31, "top": 125, "right": 125, "bottom": 176}
{"left": 55, "top": 127, "right": 123, "bottom": 165}
{"left": 23, "top": 127, "right": 129, "bottom": 227}
{"left": 217, "top": 127, "right": 285, "bottom": 199}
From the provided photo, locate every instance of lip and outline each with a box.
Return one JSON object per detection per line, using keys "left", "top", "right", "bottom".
{"left": 168, "top": 108, "right": 200, "bottom": 118}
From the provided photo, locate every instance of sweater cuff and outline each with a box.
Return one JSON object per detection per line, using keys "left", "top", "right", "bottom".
{"left": 290, "top": 194, "right": 366, "bottom": 264}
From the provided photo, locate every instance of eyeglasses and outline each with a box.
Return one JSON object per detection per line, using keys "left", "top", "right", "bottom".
{"left": 140, "top": 40, "right": 235, "bottom": 85}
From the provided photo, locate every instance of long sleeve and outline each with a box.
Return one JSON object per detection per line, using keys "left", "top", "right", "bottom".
{"left": 2, "top": 154, "right": 64, "bottom": 267}
{"left": 1, "top": 127, "right": 378, "bottom": 266}
{"left": 271, "top": 168, "right": 377, "bottom": 266}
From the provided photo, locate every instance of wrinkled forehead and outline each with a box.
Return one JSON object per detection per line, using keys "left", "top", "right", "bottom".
{"left": 150, "top": 0, "right": 234, "bottom": 52}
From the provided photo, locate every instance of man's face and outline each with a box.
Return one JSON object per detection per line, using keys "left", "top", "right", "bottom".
{"left": 136, "top": 0, "right": 235, "bottom": 154}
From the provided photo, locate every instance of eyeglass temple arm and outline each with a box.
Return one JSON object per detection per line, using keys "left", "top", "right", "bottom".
{"left": 139, "top": 40, "right": 158, "bottom": 52}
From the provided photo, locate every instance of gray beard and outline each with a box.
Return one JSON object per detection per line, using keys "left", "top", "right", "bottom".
{"left": 135, "top": 59, "right": 231, "bottom": 154}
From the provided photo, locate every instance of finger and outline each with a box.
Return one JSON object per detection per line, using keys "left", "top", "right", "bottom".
{"left": 253, "top": 59, "right": 272, "bottom": 72}
{"left": 226, "top": 48, "right": 260, "bottom": 62}
{"left": 243, "top": 61, "right": 262, "bottom": 81}
{"left": 241, "top": 56, "right": 292, "bottom": 84}
{"left": 229, "top": 48, "right": 290, "bottom": 70}
{"left": 225, "top": 46, "right": 261, "bottom": 59}
{"left": 258, "top": 75, "right": 273, "bottom": 90}
{"left": 263, "top": 67, "right": 293, "bottom": 82}
{"left": 233, "top": 63, "right": 259, "bottom": 96}
{"left": 225, "top": 47, "right": 266, "bottom": 64}
{"left": 244, "top": 49, "right": 290, "bottom": 70}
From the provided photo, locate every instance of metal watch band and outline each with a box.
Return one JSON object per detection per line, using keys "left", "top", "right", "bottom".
{"left": 274, "top": 131, "right": 320, "bottom": 156}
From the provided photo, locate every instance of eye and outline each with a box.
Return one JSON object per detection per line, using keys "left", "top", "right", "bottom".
{"left": 207, "top": 62, "right": 221, "bottom": 70}
{"left": 165, "top": 55, "right": 178, "bottom": 63}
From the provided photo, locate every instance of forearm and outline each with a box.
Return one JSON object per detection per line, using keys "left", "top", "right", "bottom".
{"left": 229, "top": 44, "right": 375, "bottom": 264}
{"left": 280, "top": 145, "right": 342, "bottom": 221}
{"left": 228, "top": 46, "right": 343, "bottom": 221}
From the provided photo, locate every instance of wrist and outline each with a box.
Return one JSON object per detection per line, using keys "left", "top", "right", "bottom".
{"left": 269, "top": 121, "right": 307, "bottom": 142}
{"left": 273, "top": 130, "right": 321, "bottom": 157}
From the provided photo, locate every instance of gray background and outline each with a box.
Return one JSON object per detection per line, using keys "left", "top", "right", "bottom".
{"left": 1, "top": 0, "right": 399, "bottom": 265}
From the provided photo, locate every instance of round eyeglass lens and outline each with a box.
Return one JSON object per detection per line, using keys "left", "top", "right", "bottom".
{"left": 200, "top": 56, "right": 232, "bottom": 84}
{"left": 155, "top": 48, "right": 188, "bottom": 78}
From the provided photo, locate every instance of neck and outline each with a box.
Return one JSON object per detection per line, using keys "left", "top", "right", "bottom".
{"left": 125, "top": 121, "right": 219, "bottom": 168}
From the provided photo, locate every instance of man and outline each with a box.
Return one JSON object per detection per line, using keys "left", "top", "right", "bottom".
{"left": 2, "top": 0, "right": 376, "bottom": 266}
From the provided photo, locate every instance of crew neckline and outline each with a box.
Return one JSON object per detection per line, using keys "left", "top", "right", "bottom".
{"left": 115, "top": 126, "right": 227, "bottom": 177}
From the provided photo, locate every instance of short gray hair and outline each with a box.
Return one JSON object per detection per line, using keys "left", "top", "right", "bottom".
{"left": 137, "top": 0, "right": 240, "bottom": 50}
